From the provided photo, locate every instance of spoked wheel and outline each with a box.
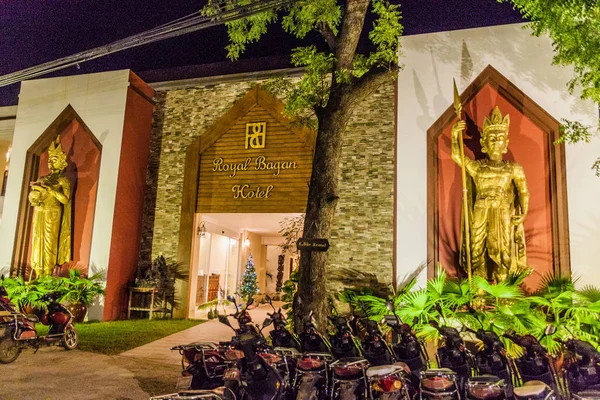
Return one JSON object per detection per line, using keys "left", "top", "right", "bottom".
{"left": 0, "top": 334, "right": 21, "bottom": 363}
{"left": 61, "top": 325, "right": 78, "bottom": 350}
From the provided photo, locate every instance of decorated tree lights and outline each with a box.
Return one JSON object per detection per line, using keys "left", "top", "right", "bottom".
{"left": 238, "top": 254, "right": 259, "bottom": 301}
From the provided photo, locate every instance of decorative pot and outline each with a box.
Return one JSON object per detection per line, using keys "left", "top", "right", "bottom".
{"left": 67, "top": 303, "right": 87, "bottom": 323}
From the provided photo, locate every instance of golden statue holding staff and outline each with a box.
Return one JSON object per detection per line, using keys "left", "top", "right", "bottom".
{"left": 451, "top": 100, "right": 529, "bottom": 282}
{"left": 28, "top": 136, "right": 72, "bottom": 277}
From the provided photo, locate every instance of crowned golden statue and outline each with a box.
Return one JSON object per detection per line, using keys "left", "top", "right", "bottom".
{"left": 451, "top": 106, "right": 529, "bottom": 282}
{"left": 28, "top": 136, "right": 72, "bottom": 277}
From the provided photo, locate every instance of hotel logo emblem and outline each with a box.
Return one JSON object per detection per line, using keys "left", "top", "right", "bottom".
{"left": 245, "top": 122, "right": 266, "bottom": 149}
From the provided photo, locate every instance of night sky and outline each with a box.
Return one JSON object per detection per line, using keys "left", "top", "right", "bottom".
{"left": 0, "top": 0, "right": 523, "bottom": 106}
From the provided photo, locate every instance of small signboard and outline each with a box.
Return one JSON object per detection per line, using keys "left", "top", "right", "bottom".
{"left": 296, "top": 238, "right": 330, "bottom": 252}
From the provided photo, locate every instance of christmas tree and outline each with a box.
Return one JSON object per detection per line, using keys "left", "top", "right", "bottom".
{"left": 238, "top": 254, "right": 259, "bottom": 301}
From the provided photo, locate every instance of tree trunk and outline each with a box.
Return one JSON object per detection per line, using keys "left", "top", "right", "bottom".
{"left": 294, "top": 103, "right": 351, "bottom": 332}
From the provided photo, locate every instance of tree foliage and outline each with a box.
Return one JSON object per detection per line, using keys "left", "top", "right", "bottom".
{"left": 202, "top": 0, "right": 402, "bottom": 125}
{"left": 501, "top": 0, "right": 600, "bottom": 175}
{"left": 342, "top": 267, "right": 600, "bottom": 357}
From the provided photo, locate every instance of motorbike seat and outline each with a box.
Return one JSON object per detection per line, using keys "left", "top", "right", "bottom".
{"left": 513, "top": 380, "right": 551, "bottom": 397}
{"left": 576, "top": 390, "right": 600, "bottom": 399}
{"left": 366, "top": 364, "right": 404, "bottom": 378}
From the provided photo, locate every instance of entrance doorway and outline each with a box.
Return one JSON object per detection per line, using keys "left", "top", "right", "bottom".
{"left": 188, "top": 213, "right": 302, "bottom": 318}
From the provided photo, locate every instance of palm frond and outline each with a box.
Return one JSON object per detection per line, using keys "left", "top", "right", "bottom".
{"left": 579, "top": 285, "right": 600, "bottom": 303}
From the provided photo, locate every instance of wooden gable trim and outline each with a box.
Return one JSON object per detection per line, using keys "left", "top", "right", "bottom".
{"left": 11, "top": 104, "right": 102, "bottom": 275}
{"left": 197, "top": 85, "right": 316, "bottom": 155}
{"left": 426, "top": 64, "right": 570, "bottom": 279}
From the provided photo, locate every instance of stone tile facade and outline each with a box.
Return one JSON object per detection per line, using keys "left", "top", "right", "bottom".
{"left": 139, "top": 76, "right": 395, "bottom": 292}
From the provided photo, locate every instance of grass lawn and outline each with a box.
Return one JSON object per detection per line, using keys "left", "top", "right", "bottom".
{"left": 38, "top": 319, "right": 204, "bottom": 355}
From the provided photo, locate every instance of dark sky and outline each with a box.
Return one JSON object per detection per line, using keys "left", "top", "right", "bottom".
{"left": 0, "top": 0, "right": 523, "bottom": 106}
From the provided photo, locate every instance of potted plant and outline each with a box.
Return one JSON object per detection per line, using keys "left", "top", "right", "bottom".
{"left": 2, "top": 276, "right": 48, "bottom": 313}
{"left": 59, "top": 269, "right": 105, "bottom": 322}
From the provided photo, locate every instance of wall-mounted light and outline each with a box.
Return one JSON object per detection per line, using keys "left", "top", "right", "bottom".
{"left": 243, "top": 239, "right": 250, "bottom": 248}
{"left": 5, "top": 146, "right": 11, "bottom": 163}
{"left": 198, "top": 221, "right": 206, "bottom": 238}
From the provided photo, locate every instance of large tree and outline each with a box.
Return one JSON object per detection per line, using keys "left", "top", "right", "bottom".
{"left": 202, "top": 0, "right": 402, "bottom": 329}
{"left": 502, "top": 0, "right": 600, "bottom": 175}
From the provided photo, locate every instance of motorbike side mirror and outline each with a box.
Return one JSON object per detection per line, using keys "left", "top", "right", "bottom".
{"left": 262, "top": 317, "right": 273, "bottom": 328}
{"left": 385, "top": 300, "right": 395, "bottom": 312}
{"left": 218, "top": 315, "right": 233, "bottom": 329}
{"left": 544, "top": 324, "right": 557, "bottom": 336}
{"left": 227, "top": 295, "right": 238, "bottom": 309}
{"left": 246, "top": 298, "right": 254, "bottom": 307}
{"left": 265, "top": 295, "right": 272, "bottom": 304}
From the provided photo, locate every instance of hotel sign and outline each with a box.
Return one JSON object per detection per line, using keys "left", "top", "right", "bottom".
{"left": 296, "top": 238, "right": 330, "bottom": 252}
{"left": 196, "top": 98, "right": 315, "bottom": 213}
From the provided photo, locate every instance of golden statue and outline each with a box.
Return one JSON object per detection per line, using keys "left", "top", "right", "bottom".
{"left": 451, "top": 106, "right": 529, "bottom": 282}
{"left": 28, "top": 136, "right": 72, "bottom": 277}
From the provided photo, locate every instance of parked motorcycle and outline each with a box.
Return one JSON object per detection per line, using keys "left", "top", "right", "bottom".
{"left": 362, "top": 319, "right": 395, "bottom": 366}
{"left": 264, "top": 295, "right": 300, "bottom": 351}
{"left": 430, "top": 322, "right": 473, "bottom": 392}
{"left": 329, "top": 316, "right": 361, "bottom": 359}
{"left": 170, "top": 342, "right": 229, "bottom": 391}
{"left": 465, "top": 375, "right": 506, "bottom": 400}
{"left": 298, "top": 311, "right": 331, "bottom": 354}
{"left": 465, "top": 328, "right": 511, "bottom": 399}
{"left": 294, "top": 352, "right": 335, "bottom": 400}
{"left": 330, "top": 357, "right": 370, "bottom": 399}
{"left": 512, "top": 380, "right": 557, "bottom": 400}
{"left": 218, "top": 296, "right": 284, "bottom": 400}
{"left": 385, "top": 301, "right": 428, "bottom": 375}
{"left": 0, "top": 283, "right": 78, "bottom": 364}
{"left": 504, "top": 329, "right": 560, "bottom": 399}
{"left": 555, "top": 337, "right": 600, "bottom": 397}
{"left": 419, "top": 368, "right": 461, "bottom": 400}
{"left": 367, "top": 362, "right": 416, "bottom": 400}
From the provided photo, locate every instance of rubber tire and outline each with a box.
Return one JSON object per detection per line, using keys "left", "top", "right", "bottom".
{"left": 0, "top": 335, "right": 21, "bottom": 364}
{"left": 61, "top": 325, "right": 78, "bottom": 350}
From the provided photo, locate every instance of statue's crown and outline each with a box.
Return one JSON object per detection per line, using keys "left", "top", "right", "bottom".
{"left": 48, "top": 136, "right": 66, "bottom": 159}
{"left": 482, "top": 106, "right": 510, "bottom": 136}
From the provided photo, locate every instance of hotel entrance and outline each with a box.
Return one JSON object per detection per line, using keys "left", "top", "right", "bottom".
{"left": 188, "top": 213, "right": 302, "bottom": 317}
{"left": 178, "top": 86, "right": 315, "bottom": 318}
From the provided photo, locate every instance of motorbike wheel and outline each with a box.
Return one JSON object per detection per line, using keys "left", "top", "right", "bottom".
{"left": 0, "top": 335, "right": 21, "bottom": 363}
{"left": 61, "top": 325, "right": 78, "bottom": 350}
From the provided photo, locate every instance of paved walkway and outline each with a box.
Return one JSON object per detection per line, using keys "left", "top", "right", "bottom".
{"left": 0, "top": 347, "right": 177, "bottom": 400}
{"left": 120, "top": 303, "right": 279, "bottom": 366}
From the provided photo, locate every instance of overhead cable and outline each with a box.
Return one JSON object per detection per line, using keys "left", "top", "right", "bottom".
{"left": 0, "top": 0, "right": 296, "bottom": 88}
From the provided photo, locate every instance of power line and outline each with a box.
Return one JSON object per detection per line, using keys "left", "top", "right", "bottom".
{"left": 0, "top": 0, "right": 297, "bottom": 88}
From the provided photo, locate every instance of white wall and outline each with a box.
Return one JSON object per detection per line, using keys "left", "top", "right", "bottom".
{"left": 396, "top": 23, "right": 600, "bottom": 288}
{"left": 0, "top": 70, "right": 131, "bottom": 277}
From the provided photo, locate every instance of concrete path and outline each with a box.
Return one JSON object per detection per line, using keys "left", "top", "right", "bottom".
{"left": 120, "top": 303, "right": 280, "bottom": 366}
{"left": 0, "top": 347, "right": 179, "bottom": 400}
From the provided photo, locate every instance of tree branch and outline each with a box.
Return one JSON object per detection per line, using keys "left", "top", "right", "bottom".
{"left": 318, "top": 22, "right": 337, "bottom": 53}
{"left": 344, "top": 65, "right": 399, "bottom": 108}
{"left": 334, "top": 0, "right": 370, "bottom": 71}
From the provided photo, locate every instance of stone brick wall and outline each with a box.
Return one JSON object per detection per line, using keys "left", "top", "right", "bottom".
{"left": 139, "top": 76, "right": 395, "bottom": 291}
{"left": 328, "top": 82, "right": 396, "bottom": 291}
